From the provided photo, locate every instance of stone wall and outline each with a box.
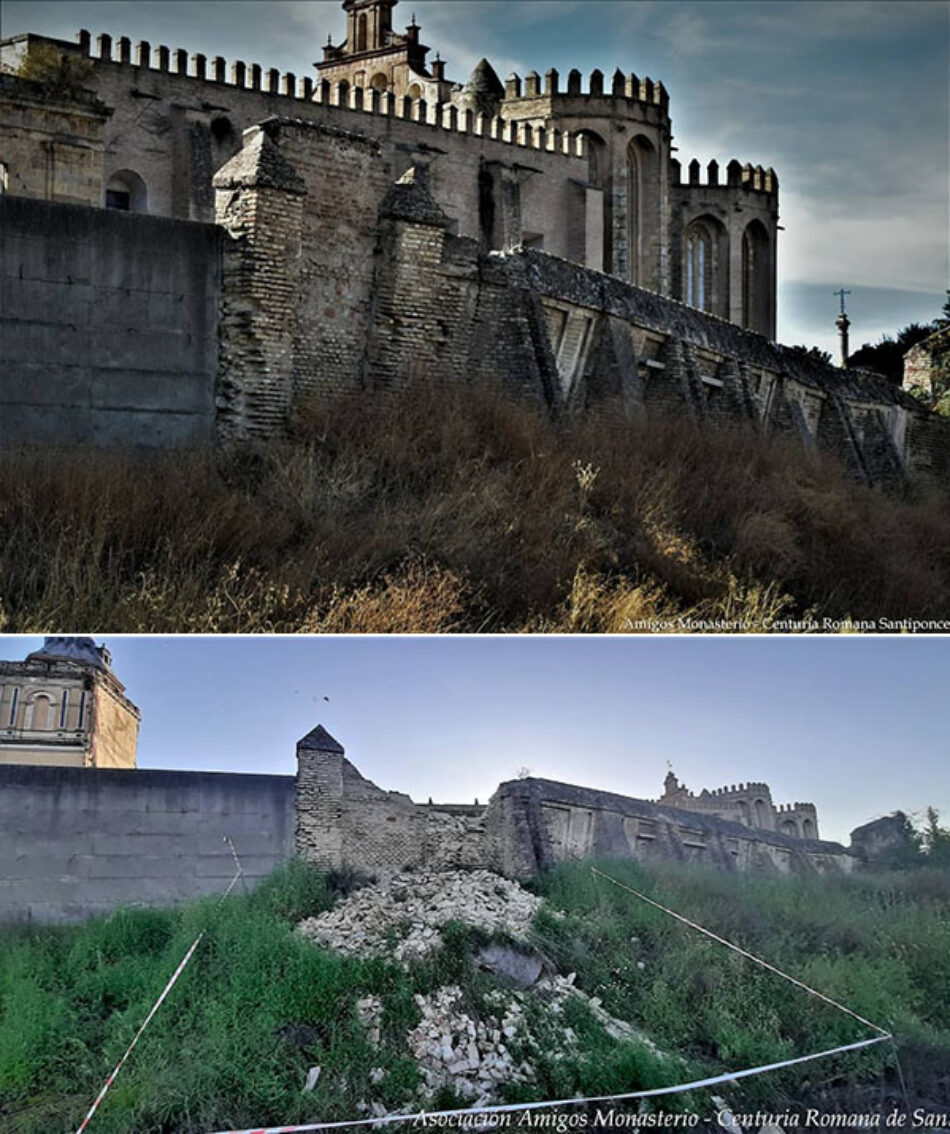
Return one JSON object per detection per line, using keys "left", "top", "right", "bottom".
{"left": 293, "top": 730, "right": 855, "bottom": 882}
{"left": 0, "top": 730, "right": 859, "bottom": 925}
{"left": 489, "top": 778, "right": 853, "bottom": 880}
{"left": 0, "top": 764, "right": 294, "bottom": 924}
{"left": 294, "top": 727, "right": 492, "bottom": 874}
{"left": 0, "top": 195, "right": 221, "bottom": 446}
{"left": 0, "top": 73, "right": 109, "bottom": 206}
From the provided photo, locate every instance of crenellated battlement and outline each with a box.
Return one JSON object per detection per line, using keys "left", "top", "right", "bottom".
{"left": 71, "top": 29, "right": 591, "bottom": 159}
{"left": 707, "top": 781, "right": 771, "bottom": 797}
{"left": 502, "top": 65, "right": 669, "bottom": 113}
{"left": 671, "top": 156, "right": 777, "bottom": 196}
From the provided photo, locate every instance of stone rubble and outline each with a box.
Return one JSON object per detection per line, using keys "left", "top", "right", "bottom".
{"left": 297, "top": 869, "right": 546, "bottom": 961}
{"left": 299, "top": 869, "right": 661, "bottom": 1111}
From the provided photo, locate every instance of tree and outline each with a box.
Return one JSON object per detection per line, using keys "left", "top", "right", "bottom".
{"left": 922, "top": 807, "right": 950, "bottom": 868}
{"left": 787, "top": 344, "right": 833, "bottom": 366}
{"left": 847, "top": 300, "right": 948, "bottom": 386}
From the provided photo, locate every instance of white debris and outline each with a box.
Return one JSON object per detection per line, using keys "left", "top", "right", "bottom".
{"left": 297, "top": 870, "right": 546, "bottom": 961}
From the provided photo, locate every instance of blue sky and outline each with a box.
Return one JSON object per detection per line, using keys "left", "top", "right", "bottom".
{"left": 3, "top": 0, "right": 947, "bottom": 356}
{"left": 3, "top": 635, "right": 948, "bottom": 845}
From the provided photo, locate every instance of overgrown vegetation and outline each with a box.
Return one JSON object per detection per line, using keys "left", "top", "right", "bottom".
{"left": 2, "top": 859, "right": 948, "bottom": 1132}
{"left": 1, "top": 381, "right": 949, "bottom": 633}
{"left": 15, "top": 43, "right": 95, "bottom": 99}
{"left": 847, "top": 293, "right": 950, "bottom": 415}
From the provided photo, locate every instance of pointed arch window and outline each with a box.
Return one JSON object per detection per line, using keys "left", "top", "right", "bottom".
{"left": 685, "top": 222, "right": 711, "bottom": 311}
{"left": 741, "top": 220, "right": 771, "bottom": 334}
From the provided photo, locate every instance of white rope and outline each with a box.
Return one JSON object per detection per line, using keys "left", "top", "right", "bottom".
{"left": 75, "top": 839, "right": 244, "bottom": 1133}
{"left": 589, "top": 866, "right": 890, "bottom": 1036}
{"left": 205, "top": 866, "right": 894, "bottom": 1134}
{"left": 205, "top": 1035, "right": 891, "bottom": 1134}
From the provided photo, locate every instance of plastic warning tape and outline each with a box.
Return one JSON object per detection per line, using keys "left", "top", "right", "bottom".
{"left": 589, "top": 866, "right": 890, "bottom": 1036}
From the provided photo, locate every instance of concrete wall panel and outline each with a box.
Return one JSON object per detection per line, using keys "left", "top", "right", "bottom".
{"left": 0, "top": 764, "right": 295, "bottom": 924}
{"left": 0, "top": 196, "right": 221, "bottom": 447}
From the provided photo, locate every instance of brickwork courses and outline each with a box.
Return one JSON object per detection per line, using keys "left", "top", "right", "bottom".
{"left": 0, "top": 2, "right": 947, "bottom": 478}
{"left": 0, "top": 720, "right": 885, "bottom": 925}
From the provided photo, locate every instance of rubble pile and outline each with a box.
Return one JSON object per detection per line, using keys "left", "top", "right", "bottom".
{"left": 297, "top": 869, "right": 661, "bottom": 1109}
{"left": 297, "top": 870, "right": 545, "bottom": 961}
{"left": 406, "top": 985, "right": 532, "bottom": 1104}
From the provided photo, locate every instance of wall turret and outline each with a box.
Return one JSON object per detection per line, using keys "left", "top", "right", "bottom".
{"left": 670, "top": 153, "right": 779, "bottom": 339}
{"left": 493, "top": 65, "right": 672, "bottom": 287}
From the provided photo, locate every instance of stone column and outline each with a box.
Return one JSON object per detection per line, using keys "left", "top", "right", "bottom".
{"left": 836, "top": 311, "right": 851, "bottom": 368}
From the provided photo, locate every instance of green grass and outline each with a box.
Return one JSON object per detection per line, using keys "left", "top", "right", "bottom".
{"left": 1, "top": 860, "right": 948, "bottom": 1132}
{"left": 528, "top": 861, "right": 950, "bottom": 1114}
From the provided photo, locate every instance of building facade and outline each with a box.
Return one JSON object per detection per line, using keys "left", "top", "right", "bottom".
{"left": 0, "top": 637, "right": 139, "bottom": 769}
{"left": 0, "top": 1, "right": 947, "bottom": 481}
{"left": 656, "top": 771, "right": 819, "bottom": 840}
{"left": 0, "top": 0, "right": 778, "bottom": 337}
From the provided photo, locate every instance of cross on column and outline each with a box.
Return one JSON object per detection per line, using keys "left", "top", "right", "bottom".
{"left": 834, "top": 288, "right": 852, "bottom": 315}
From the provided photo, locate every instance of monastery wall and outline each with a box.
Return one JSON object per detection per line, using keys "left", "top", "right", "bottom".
{"left": 294, "top": 737, "right": 856, "bottom": 884}
{"left": 0, "top": 731, "right": 859, "bottom": 925}
{"left": 0, "top": 195, "right": 221, "bottom": 447}
{"left": 0, "top": 765, "right": 295, "bottom": 924}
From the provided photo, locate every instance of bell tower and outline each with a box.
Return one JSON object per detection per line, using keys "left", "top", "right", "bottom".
{"left": 344, "top": 0, "right": 397, "bottom": 56}
{"left": 316, "top": 0, "right": 451, "bottom": 102}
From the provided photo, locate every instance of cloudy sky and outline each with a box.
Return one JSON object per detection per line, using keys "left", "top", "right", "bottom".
{"left": 3, "top": 0, "right": 947, "bottom": 353}
{"left": 4, "top": 635, "right": 949, "bottom": 845}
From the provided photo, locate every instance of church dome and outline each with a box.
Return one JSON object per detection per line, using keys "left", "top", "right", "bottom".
{"left": 26, "top": 637, "right": 112, "bottom": 671}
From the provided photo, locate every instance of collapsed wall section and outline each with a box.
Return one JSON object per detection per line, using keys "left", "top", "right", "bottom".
{"left": 294, "top": 727, "right": 492, "bottom": 874}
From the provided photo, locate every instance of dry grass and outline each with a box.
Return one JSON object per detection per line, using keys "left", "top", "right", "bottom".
{"left": 1, "top": 380, "right": 948, "bottom": 633}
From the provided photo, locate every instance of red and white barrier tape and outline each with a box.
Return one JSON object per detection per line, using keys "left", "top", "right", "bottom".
{"left": 75, "top": 838, "right": 244, "bottom": 1133}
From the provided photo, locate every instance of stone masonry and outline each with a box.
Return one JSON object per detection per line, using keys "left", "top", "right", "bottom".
{"left": 294, "top": 727, "right": 857, "bottom": 881}
{"left": 1, "top": 1, "right": 947, "bottom": 478}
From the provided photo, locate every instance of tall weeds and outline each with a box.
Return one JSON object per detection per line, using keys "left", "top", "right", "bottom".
{"left": 1, "top": 381, "right": 947, "bottom": 632}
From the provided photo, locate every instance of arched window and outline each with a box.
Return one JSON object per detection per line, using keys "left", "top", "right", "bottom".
{"left": 781, "top": 819, "right": 798, "bottom": 837}
{"left": 407, "top": 82, "right": 423, "bottom": 100}
{"left": 683, "top": 215, "right": 727, "bottom": 317}
{"left": 106, "top": 170, "right": 148, "bottom": 213}
{"left": 736, "top": 800, "right": 751, "bottom": 826}
{"left": 802, "top": 817, "right": 815, "bottom": 839}
{"left": 742, "top": 219, "right": 771, "bottom": 334}
{"left": 754, "top": 799, "right": 769, "bottom": 828}
{"left": 685, "top": 223, "right": 710, "bottom": 310}
{"left": 357, "top": 14, "right": 368, "bottom": 52}
{"left": 370, "top": 72, "right": 389, "bottom": 93}
{"left": 627, "top": 135, "right": 659, "bottom": 288}
{"left": 30, "top": 694, "right": 52, "bottom": 730}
